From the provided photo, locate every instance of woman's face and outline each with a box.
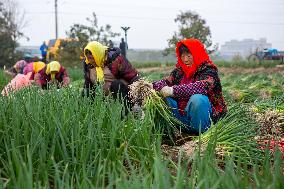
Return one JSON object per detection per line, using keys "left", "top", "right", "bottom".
{"left": 181, "top": 52, "right": 193, "bottom": 67}
{"left": 87, "top": 53, "right": 97, "bottom": 66}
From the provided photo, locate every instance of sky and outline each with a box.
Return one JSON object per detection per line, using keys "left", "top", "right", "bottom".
{"left": 17, "top": 0, "right": 284, "bottom": 50}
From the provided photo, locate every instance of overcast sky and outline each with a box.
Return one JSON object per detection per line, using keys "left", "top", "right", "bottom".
{"left": 17, "top": 0, "right": 284, "bottom": 50}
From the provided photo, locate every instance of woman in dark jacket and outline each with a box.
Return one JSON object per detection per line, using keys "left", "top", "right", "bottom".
{"left": 153, "top": 38, "right": 227, "bottom": 134}
{"left": 82, "top": 41, "right": 139, "bottom": 110}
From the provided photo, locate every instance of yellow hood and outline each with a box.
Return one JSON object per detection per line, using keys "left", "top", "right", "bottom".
{"left": 46, "top": 61, "right": 61, "bottom": 80}
{"left": 84, "top": 41, "right": 108, "bottom": 82}
{"left": 84, "top": 41, "right": 108, "bottom": 67}
{"left": 33, "top": 61, "right": 46, "bottom": 73}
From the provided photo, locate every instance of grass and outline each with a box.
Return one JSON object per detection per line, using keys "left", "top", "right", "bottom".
{"left": 0, "top": 87, "right": 159, "bottom": 188}
{"left": 66, "top": 67, "right": 84, "bottom": 82}
{"left": 0, "top": 70, "right": 12, "bottom": 92}
{"left": 132, "top": 61, "right": 175, "bottom": 69}
{"left": 0, "top": 61, "right": 283, "bottom": 188}
{"left": 221, "top": 73, "right": 284, "bottom": 103}
{"left": 215, "top": 60, "right": 283, "bottom": 68}
{"left": 132, "top": 60, "right": 283, "bottom": 69}
{"left": 0, "top": 87, "right": 283, "bottom": 188}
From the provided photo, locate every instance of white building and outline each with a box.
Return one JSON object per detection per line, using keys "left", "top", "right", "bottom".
{"left": 219, "top": 38, "right": 272, "bottom": 60}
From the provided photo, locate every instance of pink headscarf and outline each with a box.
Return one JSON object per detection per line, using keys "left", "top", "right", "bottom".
{"left": 13, "top": 60, "right": 27, "bottom": 72}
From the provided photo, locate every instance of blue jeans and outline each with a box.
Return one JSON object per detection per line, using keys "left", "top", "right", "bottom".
{"left": 165, "top": 94, "right": 212, "bottom": 134}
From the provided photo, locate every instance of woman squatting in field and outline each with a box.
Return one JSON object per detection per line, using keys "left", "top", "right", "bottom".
{"left": 152, "top": 38, "right": 227, "bottom": 134}
{"left": 34, "top": 61, "right": 70, "bottom": 89}
{"left": 82, "top": 41, "right": 140, "bottom": 114}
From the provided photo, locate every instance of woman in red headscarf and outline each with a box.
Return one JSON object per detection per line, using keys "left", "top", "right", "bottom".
{"left": 152, "top": 38, "right": 227, "bottom": 134}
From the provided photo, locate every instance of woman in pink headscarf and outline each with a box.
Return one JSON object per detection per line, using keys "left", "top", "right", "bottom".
{"left": 1, "top": 61, "right": 46, "bottom": 96}
{"left": 4, "top": 60, "right": 27, "bottom": 77}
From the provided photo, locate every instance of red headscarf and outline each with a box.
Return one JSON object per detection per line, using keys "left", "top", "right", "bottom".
{"left": 176, "top": 38, "right": 215, "bottom": 78}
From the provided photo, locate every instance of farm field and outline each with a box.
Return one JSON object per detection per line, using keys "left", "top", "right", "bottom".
{"left": 0, "top": 62, "right": 283, "bottom": 188}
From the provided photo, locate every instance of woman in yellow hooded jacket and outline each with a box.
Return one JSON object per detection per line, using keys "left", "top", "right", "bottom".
{"left": 82, "top": 41, "right": 140, "bottom": 111}
{"left": 23, "top": 61, "right": 46, "bottom": 80}
{"left": 34, "top": 61, "right": 70, "bottom": 89}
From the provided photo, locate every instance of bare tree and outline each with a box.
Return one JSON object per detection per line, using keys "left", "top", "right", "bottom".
{"left": 0, "top": 0, "right": 27, "bottom": 67}
{"left": 1, "top": 0, "right": 27, "bottom": 40}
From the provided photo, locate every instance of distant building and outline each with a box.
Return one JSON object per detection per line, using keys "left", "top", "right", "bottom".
{"left": 219, "top": 38, "right": 272, "bottom": 60}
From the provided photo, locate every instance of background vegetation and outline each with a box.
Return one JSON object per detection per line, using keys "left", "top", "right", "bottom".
{"left": 0, "top": 0, "right": 26, "bottom": 67}
{"left": 0, "top": 60, "right": 283, "bottom": 188}
{"left": 0, "top": 1, "right": 283, "bottom": 187}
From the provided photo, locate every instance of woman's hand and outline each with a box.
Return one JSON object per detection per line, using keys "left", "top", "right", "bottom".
{"left": 146, "top": 83, "right": 153, "bottom": 89}
{"left": 160, "top": 86, "right": 173, "bottom": 97}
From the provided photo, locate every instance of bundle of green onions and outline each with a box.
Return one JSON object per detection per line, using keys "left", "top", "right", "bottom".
{"left": 194, "top": 104, "right": 263, "bottom": 164}
{"left": 128, "top": 78, "right": 185, "bottom": 131}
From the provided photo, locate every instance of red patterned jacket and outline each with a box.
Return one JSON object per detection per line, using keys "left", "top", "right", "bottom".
{"left": 153, "top": 61, "right": 227, "bottom": 123}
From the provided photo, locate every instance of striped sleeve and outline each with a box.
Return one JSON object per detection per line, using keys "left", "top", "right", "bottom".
{"left": 173, "top": 81, "right": 208, "bottom": 98}
{"left": 152, "top": 79, "right": 168, "bottom": 91}
{"left": 173, "top": 75, "right": 215, "bottom": 99}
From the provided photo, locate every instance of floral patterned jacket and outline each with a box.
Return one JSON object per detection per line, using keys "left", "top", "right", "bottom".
{"left": 153, "top": 61, "right": 227, "bottom": 123}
